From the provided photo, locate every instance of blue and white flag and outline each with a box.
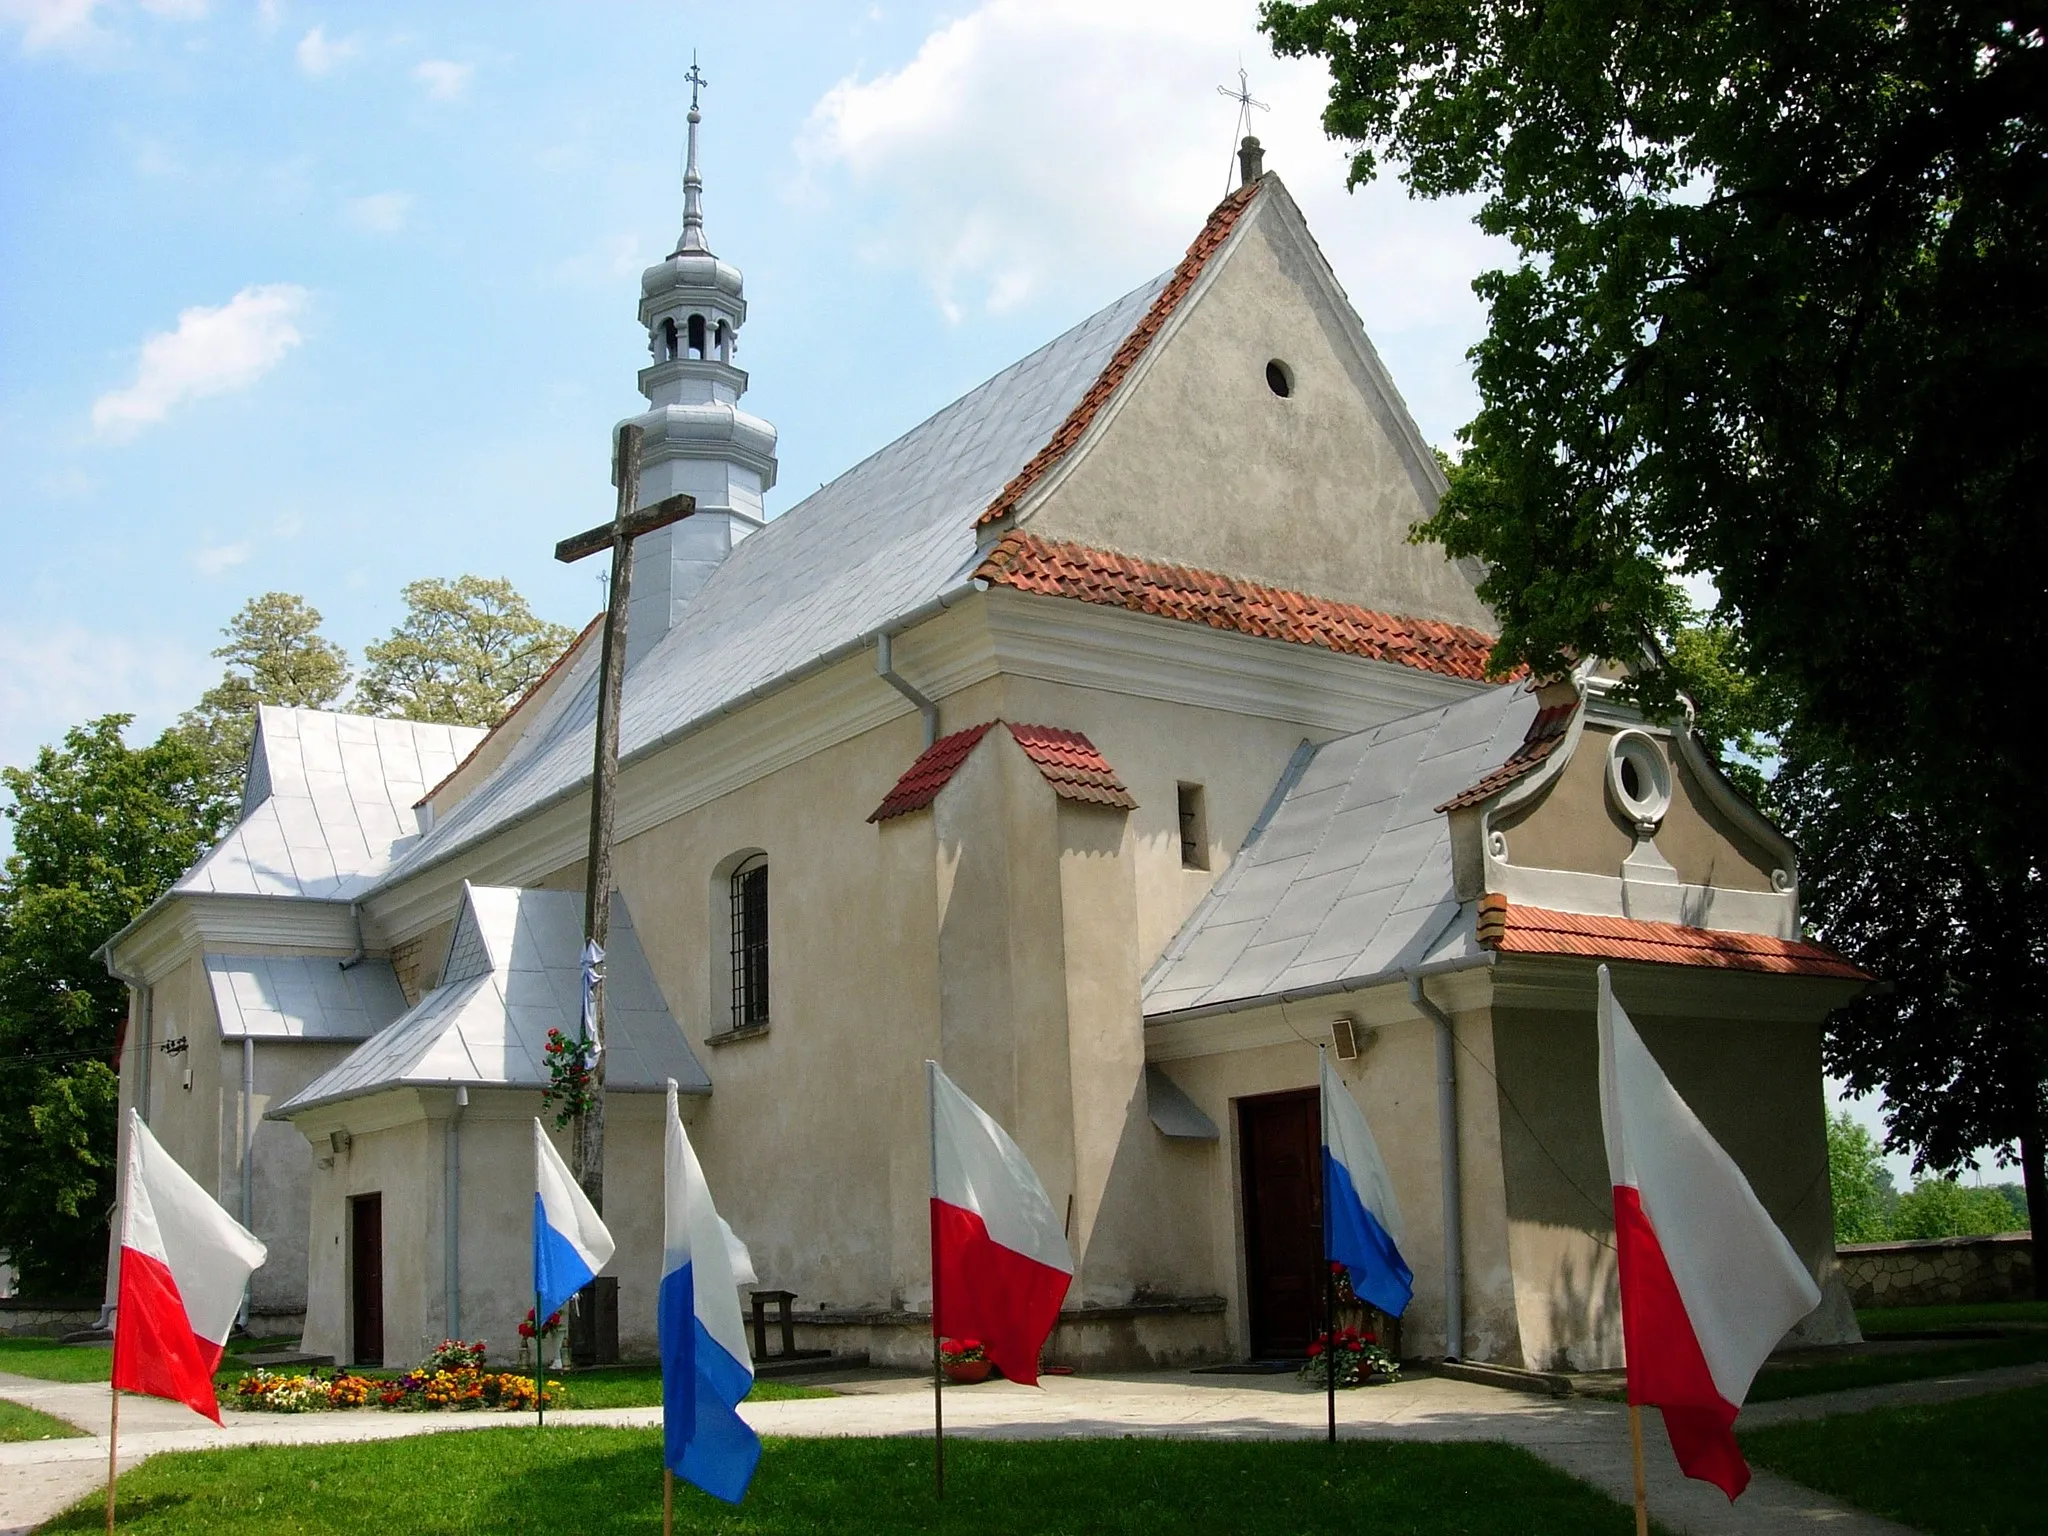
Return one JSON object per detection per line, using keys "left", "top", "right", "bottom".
{"left": 533, "top": 1119, "right": 616, "bottom": 1322}
{"left": 660, "top": 1079, "right": 760, "bottom": 1504}
{"left": 1320, "top": 1048, "right": 1414, "bottom": 1316}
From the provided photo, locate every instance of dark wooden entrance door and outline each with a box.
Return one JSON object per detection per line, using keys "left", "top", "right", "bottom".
{"left": 1239, "top": 1089, "right": 1322, "bottom": 1357}
{"left": 350, "top": 1193, "right": 384, "bottom": 1366}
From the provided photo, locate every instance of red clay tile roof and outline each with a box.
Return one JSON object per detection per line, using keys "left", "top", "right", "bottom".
{"left": 975, "top": 180, "right": 1262, "bottom": 529}
{"left": 1436, "top": 696, "right": 1576, "bottom": 812}
{"left": 976, "top": 530, "right": 1503, "bottom": 683}
{"left": 1005, "top": 722, "right": 1138, "bottom": 808}
{"left": 1474, "top": 895, "right": 1868, "bottom": 979}
{"left": 868, "top": 720, "right": 1135, "bottom": 822}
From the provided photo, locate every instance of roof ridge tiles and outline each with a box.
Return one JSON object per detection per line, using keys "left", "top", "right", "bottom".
{"left": 976, "top": 530, "right": 1502, "bottom": 684}
{"left": 867, "top": 718, "right": 1136, "bottom": 822}
{"left": 1478, "top": 900, "right": 1867, "bottom": 979}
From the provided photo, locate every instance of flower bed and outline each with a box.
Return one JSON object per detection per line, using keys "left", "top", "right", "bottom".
{"left": 1298, "top": 1325, "right": 1401, "bottom": 1389}
{"left": 231, "top": 1339, "right": 558, "bottom": 1414}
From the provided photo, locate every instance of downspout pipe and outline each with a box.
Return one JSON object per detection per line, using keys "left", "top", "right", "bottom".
{"left": 445, "top": 1086, "right": 467, "bottom": 1339}
{"left": 874, "top": 631, "right": 939, "bottom": 747}
{"left": 1409, "top": 975, "right": 1464, "bottom": 1361}
{"left": 239, "top": 1035, "right": 255, "bottom": 1329}
{"left": 97, "top": 950, "right": 151, "bottom": 1332}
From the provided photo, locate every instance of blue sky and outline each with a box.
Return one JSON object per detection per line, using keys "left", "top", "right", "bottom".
{"left": 0, "top": 0, "right": 1985, "bottom": 1183}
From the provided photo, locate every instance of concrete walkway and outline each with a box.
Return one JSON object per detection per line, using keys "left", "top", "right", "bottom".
{"left": 6, "top": 1359, "right": 2041, "bottom": 1535}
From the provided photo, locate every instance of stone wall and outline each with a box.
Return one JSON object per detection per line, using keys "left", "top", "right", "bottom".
{"left": 1837, "top": 1233, "right": 2033, "bottom": 1309}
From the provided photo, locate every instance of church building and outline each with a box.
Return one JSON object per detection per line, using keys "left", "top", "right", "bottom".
{"left": 104, "top": 109, "right": 1866, "bottom": 1374}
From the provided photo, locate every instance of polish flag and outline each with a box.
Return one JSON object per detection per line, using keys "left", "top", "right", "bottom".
{"left": 928, "top": 1062, "right": 1073, "bottom": 1386}
{"left": 112, "top": 1111, "right": 268, "bottom": 1424}
{"left": 1598, "top": 967, "right": 1820, "bottom": 1498}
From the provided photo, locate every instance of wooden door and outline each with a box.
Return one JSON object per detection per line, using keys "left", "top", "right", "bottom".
{"left": 1239, "top": 1089, "right": 1322, "bottom": 1357}
{"left": 350, "top": 1193, "right": 384, "bottom": 1367}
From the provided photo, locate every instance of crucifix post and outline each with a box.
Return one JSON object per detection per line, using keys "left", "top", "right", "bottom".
{"left": 554, "top": 421, "right": 693, "bottom": 1211}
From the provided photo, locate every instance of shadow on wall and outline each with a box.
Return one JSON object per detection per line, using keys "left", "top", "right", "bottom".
{"left": 1538, "top": 1235, "right": 1621, "bottom": 1374}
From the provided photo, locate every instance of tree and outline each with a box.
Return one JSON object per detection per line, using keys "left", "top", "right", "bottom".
{"left": 1827, "top": 1110, "right": 1898, "bottom": 1245}
{"left": 1890, "top": 1177, "right": 2027, "bottom": 1240}
{"left": 0, "top": 718, "right": 229, "bottom": 1293}
{"left": 174, "top": 592, "right": 352, "bottom": 814}
{"left": 1262, "top": 2, "right": 2047, "bottom": 855}
{"left": 1265, "top": 0, "right": 2047, "bottom": 1287}
{"left": 355, "top": 576, "right": 575, "bottom": 728}
{"left": 1776, "top": 733, "right": 2045, "bottom": 1264}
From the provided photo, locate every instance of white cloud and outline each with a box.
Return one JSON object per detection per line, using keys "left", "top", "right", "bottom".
{"left": 798, "top": 0, "right": 1505, "bottom": 435}
{"left": 0, "top": 622, "right": 210, "bottom": 789}
{"left": 2, "top": 0, "right": 202, "bottom": 53}
{"left": 412, "top": 58, "right": 471, "bottom": 100}
{"left": 294, "top": 21, "right": 354, "bottom": 75}
{"left": 254, "top": 0, "right": 279, "bottom": 34}
{"left": 92, "top": 282, "right": 308, "bottom": 440}
{"left": 345, "top": 190, "right": 412, "bottom": 233}
{"left": 191, "top": 539, "right": 252, "bottom": 574}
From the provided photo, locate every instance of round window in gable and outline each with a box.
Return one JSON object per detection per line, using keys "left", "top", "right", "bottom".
{"left": 1265, "top": 359, "right": 1294, "bottom": 398}
{"left": 1606, "top": 730, "right": 1672, "bottom": 832}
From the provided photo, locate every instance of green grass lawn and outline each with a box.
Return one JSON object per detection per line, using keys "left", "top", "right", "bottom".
{"left": 0, "top": 1398, "right": 85, "bottom": 1442}
{"left": 52, "top": 1430, "right": 1653, "bottom": 1535}
{"left": 1857, "top": 1299, "right": 2048, "bottom": 1335}
{"left": 0, "top": 1337, "right": 116, "bottom": 1383}
{"left": 1748, "top": 1328, "right": 2048, "bottom": 1401}
{"left": 1742, "top": 1382, "right": 2045, "bottom": 1536}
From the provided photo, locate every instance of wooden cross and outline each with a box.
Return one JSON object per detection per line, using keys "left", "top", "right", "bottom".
{"left": 554, "top": 421, "right": 692, "bottom": 1208}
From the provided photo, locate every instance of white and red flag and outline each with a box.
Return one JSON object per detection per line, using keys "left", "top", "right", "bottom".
{"left": 1598, "top": 967, "right": 1820, "bottom": 1499}
{"left": 112, "top": 1110, "right": 267, "bottom": 1423}
{"left": 927, "top": 1061, "right": 1073, "bottom": 1386}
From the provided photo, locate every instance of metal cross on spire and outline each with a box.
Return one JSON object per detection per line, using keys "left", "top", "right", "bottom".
{"left": 685, "top": 51, "right": 708, "bottom": 111}
{"left": 1216, "top": 66, "right": 1270, "bottom": 195}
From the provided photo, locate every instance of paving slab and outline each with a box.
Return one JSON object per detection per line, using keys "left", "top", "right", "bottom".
{"left": 7, "top": 1360, "right": 2033, "bottom": 1534}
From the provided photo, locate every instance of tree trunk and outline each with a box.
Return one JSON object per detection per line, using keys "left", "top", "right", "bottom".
{"left": 2022, "top": 1121, "right": 2047, "bottom": 1302}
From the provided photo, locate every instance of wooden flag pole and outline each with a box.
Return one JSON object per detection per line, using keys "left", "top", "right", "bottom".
{"left": 663, "top": 1468, "right": 674, "bottom": 1536}
{"left": 927, "top": 1061, "right": 944, "bottom": 1499}
{"left": 104, "top": 1386, "right": 118, "bottom": 1534}
{"left": 1628, "top": 1403, "right": 1649, "bottom": 1536}
{"left": 535, "top": 1291, "right": 547, "bottom": 1429}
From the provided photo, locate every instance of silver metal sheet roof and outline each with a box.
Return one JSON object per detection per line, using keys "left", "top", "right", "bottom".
{"left": 275, "top": 885, "right": 709, "bottom": 1115}
{"left": 372, "top": 273, "right": 1174, "bottom": 890}
{"left": 206, "top": 953, "right": 408, "bottom": 1042}
{"left": 177, "top": 708, "right": 486, "bottom": 902}
{"left": 1142, "top": 685, "right": 1537, "bottom": 1018}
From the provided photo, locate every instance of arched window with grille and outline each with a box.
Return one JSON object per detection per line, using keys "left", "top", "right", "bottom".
{"left": 728, "top": 854, "right": 769, "bottom": 1032}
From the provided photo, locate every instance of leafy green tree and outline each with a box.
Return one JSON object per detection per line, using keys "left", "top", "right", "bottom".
{"left": 1775, "top": 733, "right": 2044, "bottom": 1271}
{"left": 0, "top": 717, "right": 229, "bottom": 1293}
{"left": 1828, "top": 1110, "right": 1897, "bottom": 1245}
{"left": 1266, "top": 0, "right": 2047, "bottom": 1288}
{"left": 355, "top": 576, "right": 575, "bottom": 728}
{"left": 1891, "top": 1178, "right": 2027, "bottom": 1240}
{"left": 1262, "top": 1, "right": 2046, "bottom": 842}
{"left": 174, "top": 592, "right": 352, "bottom": 813}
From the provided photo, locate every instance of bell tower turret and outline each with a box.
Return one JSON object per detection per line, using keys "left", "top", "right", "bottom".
{"left": 620, "top": 57, "right": 778, "bottom": 667}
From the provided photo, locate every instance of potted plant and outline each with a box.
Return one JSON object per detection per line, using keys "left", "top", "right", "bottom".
{"left": 939, "top": 1338, "right": 992, "bottom": 1384}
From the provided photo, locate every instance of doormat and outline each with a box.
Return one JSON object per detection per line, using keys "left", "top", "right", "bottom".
{"left": 1192, "top": 1359, "right": 1304, "bottom": 1375}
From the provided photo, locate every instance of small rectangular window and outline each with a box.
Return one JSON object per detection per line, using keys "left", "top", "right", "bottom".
{"left": 1177, "top": 783, "right": 1209, "bottom": 870}
{"left": 729, "top": 858, "right": 769, "bottom": 1031}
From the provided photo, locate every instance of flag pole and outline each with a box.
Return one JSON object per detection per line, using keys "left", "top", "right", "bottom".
{"left": 535, "top": 1289, "right": 546, "bottom": 1429}
{"left": 663, "top": 1468, "right": 674, "bottom": 1536}
{"left": 1628, "top": 1403, "right": 1649, "bottom": 1536}
{"left": 926, "top": 1059, "right": 944, "bottom": 1499}
{"left": 105, "top": 1384, "right": 118, "bottom": 1534}
{"left": 1319, "top": 1046, "right": 1336, "bottom": 1445}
